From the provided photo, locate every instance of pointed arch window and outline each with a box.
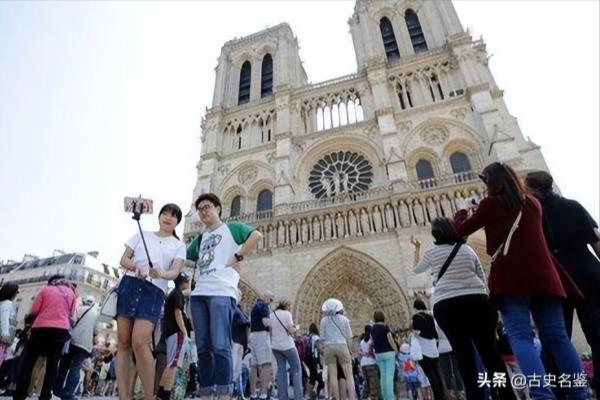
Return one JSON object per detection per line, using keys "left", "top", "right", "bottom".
{"left": 238, "top": 61, "right": 251, "bottom": 105}
{"left": 256, "top": 190, "right": 273, "bottom": 219}
{"left": 405, "top": 9, "right": 428, "bottom": 53}
{"left": 379, "top": 17, "right": 400, "bottom": 61}
{"left": 416, "top": 159, "right": 436, "bottom": 188}
{"left": 230, "top": 195, "right": 241, "bottom": 218}
{"left": 261, "top": 54, "right": 273, "bottom": 98}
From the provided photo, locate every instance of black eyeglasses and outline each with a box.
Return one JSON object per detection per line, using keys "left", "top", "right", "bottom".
{"left": 197, "top": 204, "right": 214, "bottom": 213}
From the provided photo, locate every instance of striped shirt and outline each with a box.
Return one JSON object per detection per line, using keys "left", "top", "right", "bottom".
{"left": 414, "top": 243, "right": 487, "bottom": 305}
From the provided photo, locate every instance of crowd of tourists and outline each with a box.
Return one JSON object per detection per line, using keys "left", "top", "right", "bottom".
{"left": 0, "top": 163, "right": 598, "bottom": 400}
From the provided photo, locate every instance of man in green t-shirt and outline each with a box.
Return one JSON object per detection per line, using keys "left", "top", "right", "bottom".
{"left": 187, "top": 193, "right": 262, "bottom": 399}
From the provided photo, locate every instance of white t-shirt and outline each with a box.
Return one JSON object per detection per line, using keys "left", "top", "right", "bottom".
{"left": 125, "top": 231, "right": 186, "bottom": 293}
{"left": 189, "top": 222, "right": 254, "bottom": 299}
{"left": 359, "top": 339, "right": 376, "bottom": 367}
{"left": 270, "top": 310, "right": 295, "bottom": 351}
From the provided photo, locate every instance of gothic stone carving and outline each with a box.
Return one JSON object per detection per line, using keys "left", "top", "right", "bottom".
{"left": 420, "top": 125, "right": 449, "bottom": 146}
{"left": 238, "top": 165, "right": 258, "bottom": 185}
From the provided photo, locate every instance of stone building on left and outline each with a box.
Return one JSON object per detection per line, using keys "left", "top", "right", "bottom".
{"left": 0, "top": 251, "right": 119, "bottom": 346}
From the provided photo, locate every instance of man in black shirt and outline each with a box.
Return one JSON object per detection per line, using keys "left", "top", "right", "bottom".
{"left": 412, "top": 299, "right": 446, "bottom": 400}
{"left": 157, "top": 272, "right": 191, "bottom": 400}
{"left": 526, "top": 171, "right": 600, "bottom": 396}
{"left": 249, "top": 291, "right": 273, "bottom": 400}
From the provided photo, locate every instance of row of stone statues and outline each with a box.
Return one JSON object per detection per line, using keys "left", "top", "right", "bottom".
{"left": 254, "top": 187, "right": 484, "bottom": 249}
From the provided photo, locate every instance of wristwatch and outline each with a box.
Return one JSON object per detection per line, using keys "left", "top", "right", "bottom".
{"left": 234, "top": 253, "right": 244, "bottom": 262}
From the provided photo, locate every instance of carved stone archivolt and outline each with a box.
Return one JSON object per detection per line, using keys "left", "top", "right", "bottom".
{"left": 239, "top": 280, "right": 261, "bottom": 311}
{"left": 294, "top": 247, "right": 410, "bottom": 333}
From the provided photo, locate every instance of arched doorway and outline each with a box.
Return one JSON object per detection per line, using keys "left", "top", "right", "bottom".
{"left": 239, "top": 279, "right": 261, "bottom": 311}
{"left": 294, "top": 247, "right": 411, "bottom": 334}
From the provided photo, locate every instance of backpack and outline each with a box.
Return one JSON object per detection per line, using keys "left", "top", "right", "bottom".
{"left": 296, "top": 335, "right": 312, "bottom": 361}
{"left": 403, "top": 359, "right": 416, "bottom": 373}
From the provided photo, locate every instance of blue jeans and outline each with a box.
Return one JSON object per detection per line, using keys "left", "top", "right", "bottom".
{"left": 53, "top": 345, "right": 90, "bottom": 400}
{"left": 375, "top": 351, "right": 396, "bottom": 400}
{"left": 190, "top": 295, "right": 236, "bottom": 396}
{"left": 272, "top": 348, "right": 303, "bottom": 400}
{"left": 501, "top": 296, "right": 586, "bottom": 400}
{"left": 241, "top": 364, "right": 249, "bottom": 397}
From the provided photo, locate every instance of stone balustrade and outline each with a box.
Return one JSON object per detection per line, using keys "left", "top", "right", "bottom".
{"left": 406, "top": 171, "right": 478, "bottom": 190}
{"left": 295, "top": 72, "right": 362, "bottom": 94}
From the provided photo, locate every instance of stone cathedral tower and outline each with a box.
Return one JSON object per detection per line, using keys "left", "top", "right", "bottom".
{"left": 184, "top": 0, "right": 549, "bottom": 332}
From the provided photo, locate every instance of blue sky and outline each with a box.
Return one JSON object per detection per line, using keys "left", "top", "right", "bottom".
{"left": 0, "top": 1, "right": 598, "bottom": 265}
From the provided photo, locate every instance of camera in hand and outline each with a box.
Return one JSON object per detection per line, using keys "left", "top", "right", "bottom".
{"left": 466, "top": 196, "right": 479, "bottom": 206}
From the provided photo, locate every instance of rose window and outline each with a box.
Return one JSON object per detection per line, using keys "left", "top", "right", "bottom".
{"left": 308, "top": 151, "right": 373, "bottom": 199}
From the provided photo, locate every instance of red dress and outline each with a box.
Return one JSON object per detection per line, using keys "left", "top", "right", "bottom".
{"left": 454, "top": 194, "right": 566, "bottom": 301}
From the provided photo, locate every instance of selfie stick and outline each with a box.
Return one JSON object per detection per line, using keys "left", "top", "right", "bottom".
{"left": 132, "top": 199, "right": 154, "bottom": 269}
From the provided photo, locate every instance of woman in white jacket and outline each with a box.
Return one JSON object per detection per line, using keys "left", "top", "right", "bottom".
{"left": 319, "top": 298, "right": 356, "bottom": 400}
{"left": 54, "top": 295, "right": 99, "bottom": 400}
{"left": 0, "top": 282, "right": 19, "bottom": 365}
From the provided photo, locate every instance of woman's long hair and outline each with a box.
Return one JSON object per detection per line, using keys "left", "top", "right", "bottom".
{"left": 276, "top": 299, "right": 290, "bottom": 311}
{"left": 0, "top": 282, "right": 19, "bottom": 302}
{"left": 479, "top": 162, "right": 529, "bottom": 211}
{"left": 362, "top": 324, "right": 372, "bottom": 342}
{"left": 159, "top": 203, "right": 182, "bottom": 239}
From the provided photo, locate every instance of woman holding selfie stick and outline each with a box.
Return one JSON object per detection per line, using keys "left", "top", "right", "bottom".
{"left": 116, "top": 203, "right": 186, "bottom": 400}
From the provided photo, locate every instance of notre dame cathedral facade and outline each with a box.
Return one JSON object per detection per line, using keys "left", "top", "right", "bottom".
{"left": 183, "top": 0, "right": 550, "bottom": 334}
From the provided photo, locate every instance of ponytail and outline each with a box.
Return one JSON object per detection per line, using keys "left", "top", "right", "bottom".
{"left": 172, "top": 230, "right": 180, "bottom": 240}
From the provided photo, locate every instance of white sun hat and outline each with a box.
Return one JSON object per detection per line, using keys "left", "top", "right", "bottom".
{"left": 321, "top": 298, "right": 344, "bottom": 315}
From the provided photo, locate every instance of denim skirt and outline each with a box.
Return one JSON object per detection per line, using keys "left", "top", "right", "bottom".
{"left": 116, "top": 275, "right": 165, "bottom": 325}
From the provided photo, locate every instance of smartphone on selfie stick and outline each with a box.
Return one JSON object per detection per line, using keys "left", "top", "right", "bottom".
{"left": 124, "top": 196, "right": 155, "bottom": 273}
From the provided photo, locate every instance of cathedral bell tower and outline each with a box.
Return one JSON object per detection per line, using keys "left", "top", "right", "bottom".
{"left": 191, "top": 23, "right": 307, "bottom": 219}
